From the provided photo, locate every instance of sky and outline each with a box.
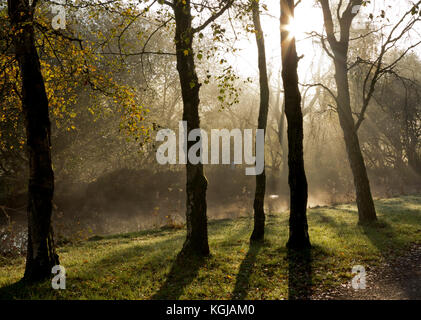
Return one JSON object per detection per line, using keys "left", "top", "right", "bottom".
{"left": 230, "top": 0, "right": 421, "bottom": 88}
{"left": 231, "top": 1, "right": 327, "bottom": 84}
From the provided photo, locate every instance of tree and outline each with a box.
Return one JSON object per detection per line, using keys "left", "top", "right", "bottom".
{"left": 250, "top": 0, "right": 270, "bottom": 242}
{"left": 280, "top": 0, "right": 311, "bottom": 249}
{"left": 3, "top": 0, "right": 147, "bottom": 280}
{"left": 318, "top": 0, "right": 377, "bottom": 224}
{"left": 7, "top": 0, "right": 59, "bottom": 280}
{"left": 318, "top": 0, "right": 421, "bottom": 224}
{"left": 367, "top": 53, "right": 421, "bottom": 178}
{"left": 163, "top": 0, "right": 234, "bottom": 256}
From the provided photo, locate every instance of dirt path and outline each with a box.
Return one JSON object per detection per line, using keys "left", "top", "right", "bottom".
{"left": 315, "top": 244, "right": 421, "bottom": 300}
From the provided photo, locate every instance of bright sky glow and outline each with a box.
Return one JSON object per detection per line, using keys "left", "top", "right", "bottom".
{"left": 230, "top": 0, "right": 421, "bottom": 90}
{"left": 231, "top": 1, "right": 326, "bottom": 86}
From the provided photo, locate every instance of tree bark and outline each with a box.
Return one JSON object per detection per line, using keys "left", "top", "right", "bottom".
{"left": 334, "top": 55, "right": 377, "bottom": 224}
{"left": 319, "top": 0, "right": 377, "bottom": 224}
{"left": 8, "top": 0, "right": 59, "bottom": 281}
{"left": 173, "top": 0, "right": 209, "bottom": 256}
{"left": 280, "top": 0, "right": 311, "bottom": 249}
{"left": 250, "top": 0, "right": 270, "bottom": 242}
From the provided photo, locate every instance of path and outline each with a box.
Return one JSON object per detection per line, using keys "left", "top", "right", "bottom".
{"left": 315, "top": 244, "right": 421, "bottom": 300}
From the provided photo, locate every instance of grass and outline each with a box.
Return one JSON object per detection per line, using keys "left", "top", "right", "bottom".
{"left": 1, "top": 195, "right": 421, "bottom": 300}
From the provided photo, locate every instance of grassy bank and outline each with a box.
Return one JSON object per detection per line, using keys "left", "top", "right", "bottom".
{"left": 1, "top": 195, "right": 421, "bottom": 299}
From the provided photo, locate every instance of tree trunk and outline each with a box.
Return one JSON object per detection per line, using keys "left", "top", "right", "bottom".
{"left": 318, "top": 0, "right": 377, "bottom": 224}
{"left": 250, "top": 0, "right": 270, "bottom": 242}
{"left": 334, "top": 57, "right": 377, "bottom": 224}
{"left": 8, "top": 0, "right": 59, "bottom": 281}
{"left": 173, "top": 0, "right": 209, "bottom": 256}
{"left": 280, "top": 0, "right": 311, "bottom": 249}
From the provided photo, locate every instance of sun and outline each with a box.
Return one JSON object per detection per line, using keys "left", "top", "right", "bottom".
{"left": 233, "top": 2, "right": 327, "bottom": 79}
{"left": 283, "top": 16, "right": 299, "bottom": 39}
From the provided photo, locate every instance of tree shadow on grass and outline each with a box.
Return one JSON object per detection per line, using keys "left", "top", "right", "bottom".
{"left": 0, "top": 279, "right": 26, "bottom": 299}
{"left": 1, "top": 218, "right": 255, "bottom": 299}
{"left": 151, "top": 252, "right": 207, "bottom": 300}
{"left": 287, "top": 247, "right": 312, "bottom": 300}
{"left": 0, "top": 278, "right": 53, "bottom": 300}
{"left": 231, "top": 241, "right": 263, "bottom": 300}
{"left": 151, "top": 219, "right": 251, "bottom": 299}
